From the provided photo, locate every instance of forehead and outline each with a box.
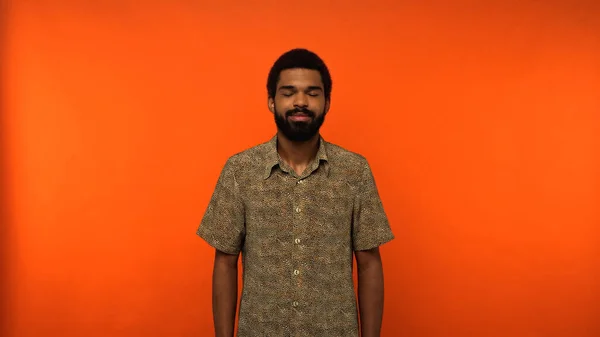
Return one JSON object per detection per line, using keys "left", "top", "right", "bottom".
{"left": 277, "top": 68, "right": 324, "bottom": 89}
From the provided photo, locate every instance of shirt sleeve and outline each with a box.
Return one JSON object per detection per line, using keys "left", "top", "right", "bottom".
{"left": 352, "top": 159, "right": 395, "bottom": 251}
{"left": 196, "top": 157, "right": 245, "bottom": 255}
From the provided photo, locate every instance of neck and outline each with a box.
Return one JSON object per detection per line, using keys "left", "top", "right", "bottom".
{"left": 276, "top": 131, "right": 320, "bottom": 168}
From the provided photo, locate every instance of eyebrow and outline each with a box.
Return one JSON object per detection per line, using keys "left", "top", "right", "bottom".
{"left": 278, "top": 85, "right": 323, "bottom": 91}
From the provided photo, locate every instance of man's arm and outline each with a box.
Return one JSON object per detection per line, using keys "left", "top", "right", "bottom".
{"left": 196, "top": 157, "right": 245, "bottom": 335}
{"left": 212, "top": 249, "right": 239, "bottom": 337}
{"left": 355, "top": 247, "right": 385, "bottom": 337}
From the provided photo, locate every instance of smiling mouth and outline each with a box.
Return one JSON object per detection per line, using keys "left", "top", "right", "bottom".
{"left": 289, "top": 114, "right": 311, "bottom": 122}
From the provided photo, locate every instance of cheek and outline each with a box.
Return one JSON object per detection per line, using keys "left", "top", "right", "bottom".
{"left": 273, "top": 101, "right": 288, "bottom": 115}
{"left": 276, "top": 99, "right": 297, "bottom": 112}
{"left": 274, "top": 98, "right": 288, "bottom": 108}
{"left": 311, "top": 100, "right": 326, "bottom": 113}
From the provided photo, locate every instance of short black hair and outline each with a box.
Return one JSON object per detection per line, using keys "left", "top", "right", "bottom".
{"left": 267, "top": 48, "right": 332, "bottom": 101}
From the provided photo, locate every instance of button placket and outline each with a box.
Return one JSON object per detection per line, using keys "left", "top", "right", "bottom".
{"left": 291, "top": 175, "right": 306, "bottom": 317}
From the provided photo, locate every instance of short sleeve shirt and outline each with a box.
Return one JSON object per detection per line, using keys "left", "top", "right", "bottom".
{"left": 196, "top": 135, "right": 394, "bottom": 337}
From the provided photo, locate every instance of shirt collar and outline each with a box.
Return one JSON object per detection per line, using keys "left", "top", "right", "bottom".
{"left": 263, "top": 134, "right": 330, "bottom": 179}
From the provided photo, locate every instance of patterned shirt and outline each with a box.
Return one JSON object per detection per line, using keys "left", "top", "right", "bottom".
{"left": 197, "top": 135, "right": 395, "bottom": 337}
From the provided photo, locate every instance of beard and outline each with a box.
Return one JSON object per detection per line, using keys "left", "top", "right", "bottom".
{"left": 274, "top": 105, "right": 326, "bottom": 142}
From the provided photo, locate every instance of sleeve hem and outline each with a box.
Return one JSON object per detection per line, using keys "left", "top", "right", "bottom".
{"left": 353, "top": 233, "right": 395, "bottom": 252}
{"left": 196, "top": 228, "right": 241, "bottom": 255}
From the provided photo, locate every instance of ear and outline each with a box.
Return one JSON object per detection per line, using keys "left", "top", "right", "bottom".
{"left": 324, "top": 99, "right": 331, "bottom": 114}
{"left": 268, "top": 97, "right": 275, "bottom": 113}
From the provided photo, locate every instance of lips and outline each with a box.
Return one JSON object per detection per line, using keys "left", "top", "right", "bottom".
{"left": 289, "top": 114, "right": 311, "bottom": 122}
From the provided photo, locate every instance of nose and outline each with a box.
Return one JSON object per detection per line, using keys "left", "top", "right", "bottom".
{"left": 293, "top": 93, "right": 308, "bottom": 108}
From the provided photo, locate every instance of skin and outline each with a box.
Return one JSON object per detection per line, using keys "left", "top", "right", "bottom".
{"left": 268, "top": 68, "right": 329, "bottom": 175}
{"left": 212, "top": 250, "right": 238, "bottom": 337}
{"left": 212, "top": 68, "right": 385, "bottom": 337}
{"left": 356, "top": 247, "right": 386, "bottom": 337}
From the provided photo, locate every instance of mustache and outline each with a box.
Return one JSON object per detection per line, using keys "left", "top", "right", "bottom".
{"left": 286, "top": 108, "right": 315, "bottom": 118}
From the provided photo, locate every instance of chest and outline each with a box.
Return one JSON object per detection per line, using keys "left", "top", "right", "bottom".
{"left": 240, "top": 172, "right": 356, "bottom": 244}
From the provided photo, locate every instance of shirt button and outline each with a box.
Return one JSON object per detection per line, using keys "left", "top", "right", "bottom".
{"left": 294, "top": 238, "right": 301, "bottom": 244}
{"left": 292, "top": 301, "right": 299, "bottom": 307}
{"left": 293, "top": 269, "right": 300, "bottom": 275}
{"left": 295, "top": 207, "right": 301, "bottom": 213}
{"left": 297, "top": 179, "right": 304, "bottom": 184}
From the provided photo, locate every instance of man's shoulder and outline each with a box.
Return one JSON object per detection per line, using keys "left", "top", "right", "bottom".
{"left": 220, "top": 137, "right": 372, "bottom": 176}
{"left": 324, "top": 140, "right": 370, "bottom": 170}
{"left": 221, "top": 139, "right": 273, "bottom": 170}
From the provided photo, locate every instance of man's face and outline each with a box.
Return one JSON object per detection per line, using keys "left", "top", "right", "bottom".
{"left": 269, "top": 68, "right": 329, "bottom": 142}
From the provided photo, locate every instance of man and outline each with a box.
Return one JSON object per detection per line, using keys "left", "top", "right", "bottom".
{"left": 197, "top": 48, "right": 394, "bottom": 337}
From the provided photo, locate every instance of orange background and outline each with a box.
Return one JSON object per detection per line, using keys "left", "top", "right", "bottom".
{"left": 1, "top": 1, "right": 599, "bottom": 336}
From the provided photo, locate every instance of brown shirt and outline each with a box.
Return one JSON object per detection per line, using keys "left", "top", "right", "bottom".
{"left": 197, "top": 135, "right": 394, "bottom": 337}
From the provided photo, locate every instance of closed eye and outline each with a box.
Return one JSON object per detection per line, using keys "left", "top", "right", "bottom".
{"left": 278, "top": 85, "right": 323, "bottom": 97}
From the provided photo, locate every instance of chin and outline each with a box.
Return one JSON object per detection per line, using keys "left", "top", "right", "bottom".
{"left": 288, "top": 135, "right": 316, "bottom": 142}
